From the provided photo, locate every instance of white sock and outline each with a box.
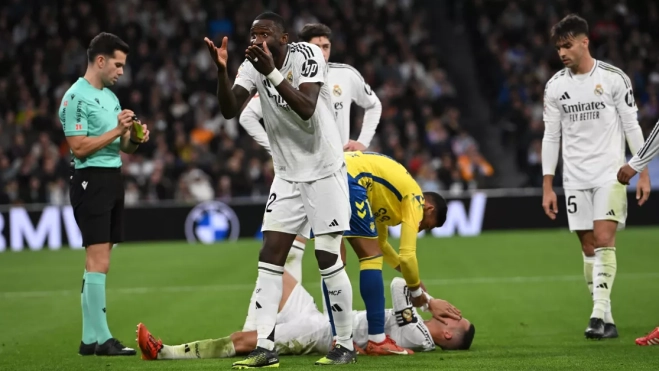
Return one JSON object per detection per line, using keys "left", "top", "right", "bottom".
{"left": 583, "top": 254, "right": 595, "bottom": 297}
{"left": 284, "top": 240, "right": 306, "bottom": 283}
{"left": 255, "top": 262, "right": 284, "bottom": 350}
{"left": 590, "top": 247, "right": 617, "bottom": 320}
{"left": 321, "top": 263, "right": 354, "bottom": 351}
{"left": 158, "top": 337, "right": 236, "bottom": 359}
{"left": 605, "top": 302, "right": 615, "bottom": 324}
{"left": 369, "top": 334, "right": 386, "bottom": 343}
{"left": 242, "top": 278, "right": 258, "bottom": 332}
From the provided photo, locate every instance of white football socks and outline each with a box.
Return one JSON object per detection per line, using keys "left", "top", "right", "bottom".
{"left": 255, "top": 262, "right": 284, "bottom": 350}
{"left": 590, "top": 247, "right": 617, "bottom": 320}
{"left": 583, "top": 253, "right": 595, "bottom": 296}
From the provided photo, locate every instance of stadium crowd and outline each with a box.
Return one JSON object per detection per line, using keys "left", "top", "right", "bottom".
{"left": 469, "top": 0, "right": 659, "bottom": 187}
{"left": 6, "top": 0, "right": 658, "bottom": 205}
{"left": 0, "top": 0, "right": 491, "bottom": 206}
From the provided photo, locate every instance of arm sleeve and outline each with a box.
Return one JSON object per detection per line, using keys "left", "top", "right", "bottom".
{"left": 351, "top": 71, "right": 382, "bottom": 148}
{"left": 239, "top": 95, "right": 271, "bottom": 154}
{"left": 59, "top": 95, "right": 89, "bottom": 137}
{"left": 629, "top": 121, "right": 659, "bottom": 172}
{"left": 297, "top": 43, "right": 327, "bottom": 86}
{"left": 377, "top": 223, "right": 401, "bottom": 269}
{"left": 398, "top": 195, "right": 422, "bottom": 288}
{"left": 389, "top": 277, "right": 436, "bottom": 350}
{"left": 542, "top": 80, "right": 561, "bottom": 175}
{"left": 612, "top": 72, "right": 644, "bottom": 154}
{"left": 233, "top": 60, "right": 258, "bottom": 93}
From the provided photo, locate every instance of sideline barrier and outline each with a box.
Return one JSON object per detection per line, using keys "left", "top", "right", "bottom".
{"left": 1, "top": 189, "right": 657, "bottom": 251}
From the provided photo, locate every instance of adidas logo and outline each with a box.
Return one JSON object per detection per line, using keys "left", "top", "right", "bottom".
{"left": 596, "top": 282, "right": 609, "bottom": 289}
{"left": 331, "top": 304, "right": 343, "bottom": 312}
{"left": 329, "top": 219, "right": 339, "bottom": 227}
{"left": 606, "top": 209, "right": 615, "bottom": 216}
{"left": 559, "top": 92, "right": 571, "bottom": 100}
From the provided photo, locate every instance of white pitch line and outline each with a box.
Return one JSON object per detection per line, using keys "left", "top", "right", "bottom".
{"left": 2, "top": 272, "right": 658, "bottom": 300}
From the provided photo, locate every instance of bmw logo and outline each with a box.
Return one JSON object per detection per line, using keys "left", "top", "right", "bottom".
{"left": 185, "top": 201, "right": 241, "bottom": 243}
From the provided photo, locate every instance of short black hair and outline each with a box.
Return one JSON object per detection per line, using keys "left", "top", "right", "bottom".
{"left": 423, "top": 191, "right": 447, "bottom": 228}
{"left": 457, "top": 324, "right": 476, "bottom": 350}
{"left": 550, "top": 14, "right": 589, "bottom": 44}
{"left": 254, "top": 12, "right": 287, "bottom": 33}
{"left": 87, "top": 32, "right": 129, "bottom": 62}
{"left": 298, "top": 23, "right": 332, "bottom": 42}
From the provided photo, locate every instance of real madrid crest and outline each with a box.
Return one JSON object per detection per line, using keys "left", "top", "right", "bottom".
{"left": 402, "top": 308, "right": 413, "bottom": 322}
{"left": 594, "top": 84, "right": 604, "bottom": 96}
{"left": 286, "top": 71, "right": 293, "bottom": 83}
{"left": 333, "top": 84, "right": 342, "bottom": 97}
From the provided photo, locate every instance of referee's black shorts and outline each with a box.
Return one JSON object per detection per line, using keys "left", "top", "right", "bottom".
{"left": 70, "top": 167, "right": 125, "bottom": 247}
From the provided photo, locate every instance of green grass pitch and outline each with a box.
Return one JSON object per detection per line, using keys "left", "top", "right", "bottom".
{"left": 1, "top": 228, "right": 658, "bottom": 370}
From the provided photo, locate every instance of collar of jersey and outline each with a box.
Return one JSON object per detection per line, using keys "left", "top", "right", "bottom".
{"left": 567, "top": 59, "right": 598, "bottom": 83}
{"left": 282, "top": 45, "right": 291, "bottom": 70}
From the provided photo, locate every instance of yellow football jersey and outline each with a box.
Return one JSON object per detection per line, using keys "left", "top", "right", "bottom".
{"left": 345, "top": 151, "right": 425, "bottom": 287}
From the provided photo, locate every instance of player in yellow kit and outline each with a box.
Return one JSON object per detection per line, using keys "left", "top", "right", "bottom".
{"left": 317, "top": 151, "right": 458, "bottom": 356}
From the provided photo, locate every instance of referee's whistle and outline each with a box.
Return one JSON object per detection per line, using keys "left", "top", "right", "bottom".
{"left": 132, "top": 115, "right": 144, "bottom": 140}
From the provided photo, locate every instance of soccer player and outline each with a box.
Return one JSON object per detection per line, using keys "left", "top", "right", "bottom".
{"left": 617, "top": 119, "right": 659, "bottom": 184}
{"left": 59, "top": 32, "right": 149, "bottom": 356}
{"left": 204, "top": 12, "right": 355, "bottom": 367}
{"left": 239, "top": 23, "right": 382, "bottom": 285}
{"left": 135, "top": 273, "right": 476, "bottom": 361}
{"left": 541, "top": 14, "right": 651, "bottom": 339}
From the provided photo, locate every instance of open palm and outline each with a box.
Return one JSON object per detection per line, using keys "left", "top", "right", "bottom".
{"left": 204, "top": 36, "right": 228, "bottom": 71}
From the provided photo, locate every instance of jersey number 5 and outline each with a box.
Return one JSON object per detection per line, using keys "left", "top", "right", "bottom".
{"left": 567, "top": 195, "right": 577, "bottom": 214}
{"left": 266, "top": 193, "right": 277, "bottom": 213}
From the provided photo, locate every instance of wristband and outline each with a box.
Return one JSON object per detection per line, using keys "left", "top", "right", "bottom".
{"left": 129, "top": 138, "right": 141, "bottom": 146}
{"left": 267, "top": 69, "right": 284, "bottom": 87}
{"left": 410, "top": 288, "right": 423, "bottom": 298}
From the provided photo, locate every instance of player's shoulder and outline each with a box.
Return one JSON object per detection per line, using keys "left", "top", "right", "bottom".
{"left": 60, "top": 82, "right": 91, "bottom": 108}
{"left": 328, "top": 62, "right": 364, "bottom": 81}
{"left": 289, "top": 42, "right": 323, "bottom": 60}
{"left": 596, "top": 60, "right": 632, "bottom": 87}
{"left": 546, "top": 69, "right": 568, "bottom": 87}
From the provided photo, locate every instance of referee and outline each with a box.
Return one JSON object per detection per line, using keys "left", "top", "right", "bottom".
{"left": 58, "top": 32, "right": 150, "bottom": 357}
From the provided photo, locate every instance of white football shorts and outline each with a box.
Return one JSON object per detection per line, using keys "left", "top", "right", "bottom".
{"left": 564, "top": 180, "right": 627, "bottom": 231}
{"left": 262, "top": 165, "right": 351, "bottom": 237}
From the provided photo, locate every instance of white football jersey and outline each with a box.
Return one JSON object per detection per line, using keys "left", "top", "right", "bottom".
{"left": 352, "top": 309, "right": 435, "bottom": 352}
{"left": 543, "top": 60, "right": 639, "bottom": 189}
{"left": 326, "top": 63, "right": 380, "bottom": 145}
{"left": 234, "top": 42, "right": 343, "bottom": 182}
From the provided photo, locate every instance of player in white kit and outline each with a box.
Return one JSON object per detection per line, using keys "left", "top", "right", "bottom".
{"left": 204, "top": 12, "right": 355, "bottom": 367}
{"left": 541, "top": 14, "right": 651, "bottom": 340}
{"left": 239, "top": 23, "right": 382, "bottom": 285}
{"left": 618, "top": 119, "right": 659, "bottom": 184}
{"left": 135, "top": 274, "right": 476, "bottom": 361}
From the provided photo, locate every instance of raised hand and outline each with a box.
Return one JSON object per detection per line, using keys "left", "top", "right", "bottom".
{"left": 204, "top": 36, "right": 229, "bottom": 72}
{"left": 245, "top": 41, "right": 276, "bottom": 76}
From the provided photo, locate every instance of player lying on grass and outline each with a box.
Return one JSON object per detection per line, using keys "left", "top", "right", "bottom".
{"left": 136, "top": 272, "right": 475, "bottom": 361}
